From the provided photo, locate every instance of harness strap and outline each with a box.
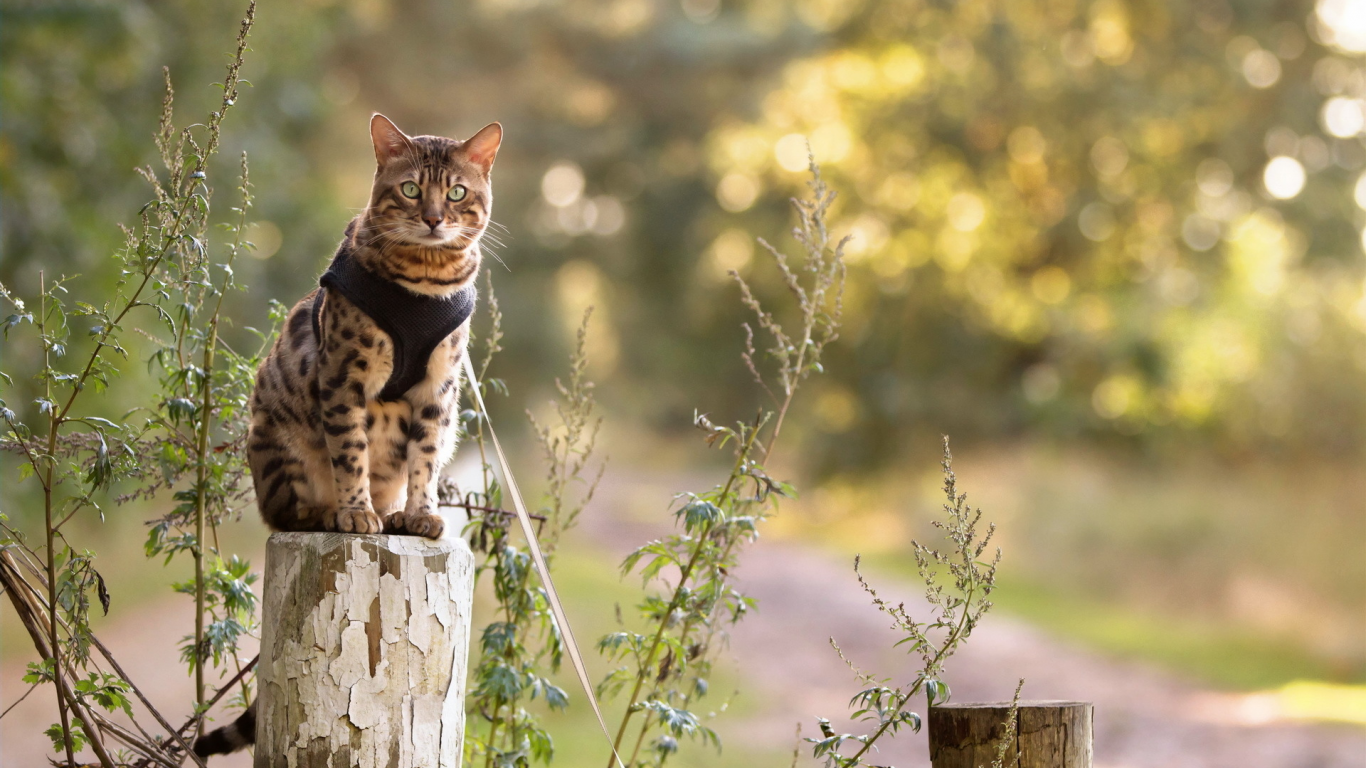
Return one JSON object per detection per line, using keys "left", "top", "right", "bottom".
{"left": 309, "top": 234, "right": 475, "bottom": 402}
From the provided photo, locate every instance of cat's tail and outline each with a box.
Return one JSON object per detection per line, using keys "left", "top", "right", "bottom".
{"left": 193, "top": 700, "right": 256, "bottom": 758}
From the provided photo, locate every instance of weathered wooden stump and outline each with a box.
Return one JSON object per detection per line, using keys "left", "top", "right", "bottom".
{"left": 929, "top": 701, "right": 1093, "bottom": 768}
{"left": 255, "top": 532, "right": 474, "bottom": 768}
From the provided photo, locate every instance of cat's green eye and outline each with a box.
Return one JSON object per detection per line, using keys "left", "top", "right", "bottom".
{"left": 401, "top": 181, "right": 421, "bottom": 199}
{"left": 447, "top": 184, "right": 468, "bottom": 202}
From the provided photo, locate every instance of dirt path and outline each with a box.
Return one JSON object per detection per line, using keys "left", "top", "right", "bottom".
{"left": 718, "top": 539, "right": 1366, "bottom": 768}
{"left": 584, "top": 470, "right": 1366, "bottom": 768}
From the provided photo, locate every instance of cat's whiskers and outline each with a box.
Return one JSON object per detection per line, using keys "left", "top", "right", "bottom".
{"left": 457, "top": 228, "right": 509, "bottom": 271}
{"left": 478, "top": 237, "right": 505, "bottom": 252}
{"left": 455, "top": 227, "right": 504, "bottom": 257}
{"left": 357, "top": 225, "right": 409, "bottom": 249}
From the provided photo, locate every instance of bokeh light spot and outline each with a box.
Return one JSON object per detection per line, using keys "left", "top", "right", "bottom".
{"left": 600, "top": 0, "right": 656, "bottom": 37}
{"left": 681, "top": 0, "right": 720, "bottom": 24}
{"left": 1008, "top": 126, "right": 1047, "bottom": 164}
{"left": 796, "top": 0, "right": 856, "bottom": 32}
{"left": 1317, "top": 0, "right": 1366, "bottom": 53}
{"left": 1313, "top": 56, "right": 1353, "bottom": 95}
{"left": 542, "top": 162, "right": 586, "bottom": 207}
{"left": 880, "top": 45, "right": 925, "bottom": 89}
{"left": 1060, "top": 30, "right": 1095, "bottom": 68}
{"left": 1093, "top": 374, "right": 1140, "bottom": 419}
{"left": 1032, "top": 266, "right": 1072, "bottom": 304}
{"left": 1242, "top": 49, "right": 1282, "bottom": 89}
{"left": 875, "top": 172, "right": 920, "bottom": 211}
{"left": 245, "top": 221, "right": 282, "bottom": 260}
{"left": 716, "top": 172, "right": 760, "bottom": 212}
{"left": 1264, "top": 126, "right": 1300, "bottom": 157}
{"left": 1075, "top": 295, "right": 1114, "bottom": 333}
{"left": 810, "top": 122, "right": 853, "bottom": 163}
{"left": 554, "top": 260, "right": 619, "bottom": 374}
{"left": 775, "top": 133, "right": 810, "bottom": 172}
{"left": 830, "top": 52, "right": 878, "bottom": 91}
{"left": 1090, "top": 136, "right": 1129, "bottom": 177}
{"left": 844, "top": 214, "right": 890, "bottom": 261}
{"left": 1078, "top": 202, "right": 1117, "bottom": 242}
{"left": 1182, "top": 215, "right": 1222, "bottom": 251}
{"left": 708, "top": 228, "right": 754, "bottom": 278}
{"left": 1159, "top": 267, "right": 1201, "bottom": 305}
{"left": 1196, "top": 158, "right": 1235, "bottom": 197}
{"left": 946, "top": 192, "right": 986, "bottom": 232}
{"left": 1321, "top": 97, "right": 1364, "bottom": 138}
{"left": 1090, "top": 1, "right": 1134, "bottom": 65}
{"left": 590, "top": 195, "right": 626, "bottom": 236}
{"left": 1263, "top": 156, "right": 1306, "bottom": 199}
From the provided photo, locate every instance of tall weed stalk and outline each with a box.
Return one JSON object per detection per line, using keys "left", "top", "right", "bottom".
{"left": 806, "top": 438, "right": 1002, "bottom": 767}
{"left": 458, "top": 294, "right": 606, "bottom": 767}
{"left": 596, "top": 159, "right": 846, "bottom": 768}
{"left": 0, "top": 4, "right": 259, "bottom": 764}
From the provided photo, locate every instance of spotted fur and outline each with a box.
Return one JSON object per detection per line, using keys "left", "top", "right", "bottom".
{"left": 245, "top": 114, "right": 501, "bottom": 541}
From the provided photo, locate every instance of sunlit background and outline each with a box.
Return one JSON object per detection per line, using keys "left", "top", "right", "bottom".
{"left": 2, "top": 0, "right": 1364, "bottom": 765}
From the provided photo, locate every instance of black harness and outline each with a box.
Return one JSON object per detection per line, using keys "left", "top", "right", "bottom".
{"left": 311, "top": 236, "right": 475, "bottom": 402}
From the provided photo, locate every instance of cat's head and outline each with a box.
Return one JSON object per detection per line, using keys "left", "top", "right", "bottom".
{"left": 362, "top": 114, "right": 502, "bottom": 251}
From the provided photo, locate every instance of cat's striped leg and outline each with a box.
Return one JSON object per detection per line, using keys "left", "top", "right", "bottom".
{"left": 392, "top": 331, "right": 466, "bottom": 538}
{"left": 367, "top": 399, "right": 411, "bottom": 522}
{"left": 317, "top": 297, "right": 383, "bottom": 534}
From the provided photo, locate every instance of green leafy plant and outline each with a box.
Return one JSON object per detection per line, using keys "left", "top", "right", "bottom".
{"left": 0, "top": 4, "right": 260, "bottom": 764}
{"left": 806, "top": 438, "right": 1002, "bottom": 768}
{"left": 596, "top": 158, "right": 847, "bottom": 768}
{"left": 135, "top": 141, "right": 266, "bottom": 725}
{"left": 459, "top": 294, "right": 606, "bottom": 768}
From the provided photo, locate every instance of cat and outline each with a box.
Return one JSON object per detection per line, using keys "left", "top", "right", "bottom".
{"left": 193, "top": 114, "right": 500, "bottom": 757}
{"left": 247, "top": 113, "right": 499, "bottom": 540}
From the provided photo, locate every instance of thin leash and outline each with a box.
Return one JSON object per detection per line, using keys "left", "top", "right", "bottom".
{"left": 461, "top": 354, "right": 627, "bottom": 768}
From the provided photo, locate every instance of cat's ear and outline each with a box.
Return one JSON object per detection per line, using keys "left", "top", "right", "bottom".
{"left": 370, "top": 113, "right": 413, "bottom": 165}
{"left": 464, "top": 123, "right": 503, "bottom": 174}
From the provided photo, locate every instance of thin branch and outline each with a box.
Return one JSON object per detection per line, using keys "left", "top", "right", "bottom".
{"left": 0, "top": 683, "right": 38, "bottom": 720}
{"left": 439, "top": 502, "right": 546, "bottom": 522}
{"left": 169, "top": 654, "right": 258, "bottom": 742}
{"left": 87, "top": 633, "right": 208, "bottom": 768}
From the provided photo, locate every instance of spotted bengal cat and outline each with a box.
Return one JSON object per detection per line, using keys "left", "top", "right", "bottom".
{"left": 245, "top": 113, "right": 500, "bottom": 543}
{"left": 194, "top": 114, "right": 499, "bottom": 760}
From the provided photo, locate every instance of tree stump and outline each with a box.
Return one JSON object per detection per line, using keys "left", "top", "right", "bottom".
{"left": 255, "top": 532, "right": 475, "bottom": 768}
{"left": 928, "top": 701, "right": 1093, "bottom": 768}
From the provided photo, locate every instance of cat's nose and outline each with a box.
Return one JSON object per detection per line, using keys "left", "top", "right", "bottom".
{"left": 423, "top": 214, "right": 442, "bottom": 230}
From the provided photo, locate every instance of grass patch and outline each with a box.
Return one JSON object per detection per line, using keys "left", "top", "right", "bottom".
{"left": 862, "top": 550, "right": 1356, "bottom": 691}
{"left": 991, "top": 574, "right": 1359, "bottom": 690}
{"left": 469, "top": 539, "right": 787, "bottom": 768}
{"left": 790, "top": 444, "right": 1365, "bottom": 692}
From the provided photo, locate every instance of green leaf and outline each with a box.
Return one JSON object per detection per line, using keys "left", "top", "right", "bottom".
{"left": 46, "top": 722, "right": 89, "bottom": 754}
{"left": 23, "top": 659, "right": 55, "bottom": 685}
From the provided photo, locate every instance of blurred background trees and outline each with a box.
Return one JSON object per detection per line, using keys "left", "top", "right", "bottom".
{"left": 3, "top": 0, "right": 1363, "bottom": 703}
{"left": 9, "top": 0, "right": 1366, "bottom": 459}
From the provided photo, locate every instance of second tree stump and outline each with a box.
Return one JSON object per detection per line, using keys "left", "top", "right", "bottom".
{"left": 928, "top": 700, "right": 1093, "bottom": 768}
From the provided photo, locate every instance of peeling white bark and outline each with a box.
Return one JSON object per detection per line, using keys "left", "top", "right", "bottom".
{"left": 256, "top": 532, "right": 474, "bottom": 768}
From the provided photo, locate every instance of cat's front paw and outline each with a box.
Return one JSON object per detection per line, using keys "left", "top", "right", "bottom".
{"left": 335, "top": 506, "right": 384, "bottom": 535}
{"left": 389, "top": 508, "right": 445, "bottom": 539}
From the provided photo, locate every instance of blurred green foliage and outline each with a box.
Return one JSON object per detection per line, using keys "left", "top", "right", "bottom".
{"left": 4, "top": 0, "right": 1366, "bottom": 468}
{"left": 717, "top": 0, "right": 1366, "bottom": 474}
